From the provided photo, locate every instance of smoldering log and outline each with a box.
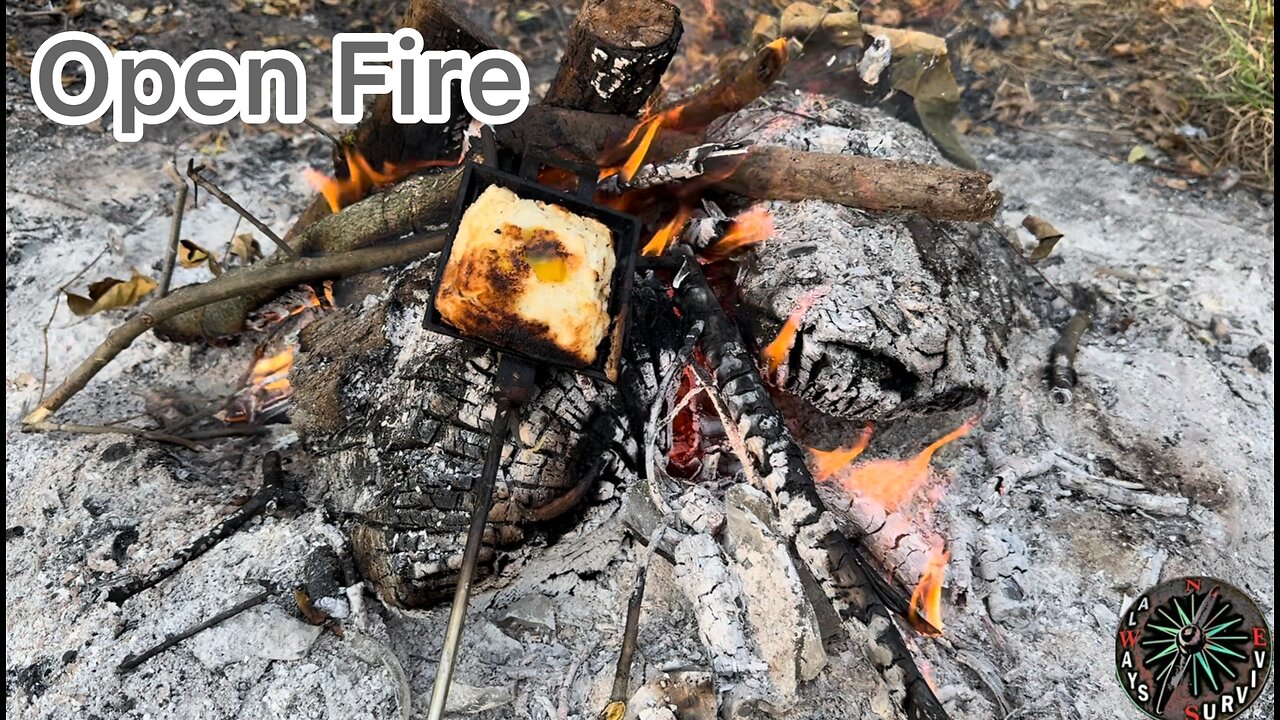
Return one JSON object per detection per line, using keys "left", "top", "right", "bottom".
{"left": 664, "top": 249, "right": 947, "bottom": 718}
{"left": 542, "top": 0, "right": 683, "bottom": 115}
{"left": 495, "top": 106, "right": 1002, "bottom": 222}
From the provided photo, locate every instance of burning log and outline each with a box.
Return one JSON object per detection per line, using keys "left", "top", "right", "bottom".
{"left": 153, "top": 171, "right": 462, "bottom": 342}
{"left": 664, "top": 248, "right": 948, "bottom": 718}
{"left": 496, "top": 105, "right": 1002, "bottom": 222}
{"left": 344, "top": 0, "right": 495, "bottom": 174}
{"left": 25, "top": 235, "right": 445, "bottom": 423}
{"left": 542, "top": 0, "right": 683, "bottom": 115}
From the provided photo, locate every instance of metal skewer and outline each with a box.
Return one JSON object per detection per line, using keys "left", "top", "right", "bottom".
{"left": 427, "top": 355, "right": 533, "bottom": 719}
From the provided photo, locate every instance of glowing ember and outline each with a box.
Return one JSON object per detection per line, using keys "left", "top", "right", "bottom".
{"left": 760, "top": 286, "right": 829, "bottom": 381}
{"left": 641, "top": 206, "right": 693, "bottom": 257}
{"left": 908, "top": 548, "right": 949, "bottom": 635}
{"left": 305, "top": 146, "right": 458, "bottom": 213}
{"left": 701, "top": 207, "right": 774, "bottom": 262}
{"left": 809, "top": 423, "right": 873, "bottom": 481}
{"left": 834, "top": 420, "right": 974, "bottom": 511}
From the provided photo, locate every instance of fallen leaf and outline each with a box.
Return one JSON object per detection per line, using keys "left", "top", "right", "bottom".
{"left": 65, "top": 270, "right": 157, "bottom": 316}
{"left": 1155, "top": 176, "right": 1191, "bottom": 191}
{"left": 1021, "top": 215, "right": 1064, "bottom": 262}
{"left": 230, "top": 234, "right": 263, "bottom": 264}
{"left": 1127, "top": 145, "right": 1150, "bottom": 163}
{"left": 989, "top": 15, "right": 1013, "bottom": 40}
{"left": 890, "top": 53, "right": 978, "bottom": 169}
{"left": 178, "top": 240, "right": 211, "bottom": 268}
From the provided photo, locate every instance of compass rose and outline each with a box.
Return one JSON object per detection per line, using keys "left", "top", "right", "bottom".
{"left": 1115, "top": 577, "right": 1272, "bottom": 719}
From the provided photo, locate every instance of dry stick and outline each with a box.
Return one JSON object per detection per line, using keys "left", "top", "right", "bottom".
{"left": 23, "top": 233, "right": 444, "bottom": 424}
{"left": 158, "top": 163, "right": 190, "bottom": 297}
{"left": 105, "top": 452, "right": 298, "bottom": 604}
{"left": 186, "top": 162, "right": 299, "bottom": 259}
{"left": 116, "top": 589, "right": 272, "bottom": 673}
{"left": 497, "top": 106, "right": 1003, "bottom": 222}
{"left": 23, "top": 421, "right": 204, "bottom": 451}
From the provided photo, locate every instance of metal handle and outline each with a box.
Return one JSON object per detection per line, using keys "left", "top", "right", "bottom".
{"left": 427, "top": 355, "right": 533, "bottom": 719}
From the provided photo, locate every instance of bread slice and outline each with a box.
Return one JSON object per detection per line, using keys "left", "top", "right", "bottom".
{"left": 435, "top": 185, "right": 616, "bottom": 367}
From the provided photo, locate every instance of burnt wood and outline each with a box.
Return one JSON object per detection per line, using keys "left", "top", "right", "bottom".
{"left": 543, "top": 0, "right": 683, "bottom": 115}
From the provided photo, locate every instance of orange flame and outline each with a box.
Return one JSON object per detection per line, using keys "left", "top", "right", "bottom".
{"left": 641, "top": 206, "right": 693, "bottom": 257}
{"left": 600, "top": 115, "right": 665, "bottom": 183}
{"left": 249, "top": 346, "right": 294, "bottom": 396}
{"left": 305, "top": 146, "right": 459, "bottom": 213}
{"left": 809, "top": 423, "right": 874, "bottom": 481}
{"left": 908, "top": 548, "right": 949, "bottom": 635}
{"left": 761, "top": 286, "right": 829, "bottom": 380}
{"left": 701, "top": 207, "right": 774, "bottom": 262}
{"left": 834, "top": 420, "right": 975, "bottom": 511}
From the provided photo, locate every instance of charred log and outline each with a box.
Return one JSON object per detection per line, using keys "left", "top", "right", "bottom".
{"left": 543, "top": 0, "right": 683, "bottom": 115}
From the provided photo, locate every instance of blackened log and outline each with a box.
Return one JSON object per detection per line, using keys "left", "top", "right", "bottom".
{"left": 543, "top": 0, "right": 683, "bottom": 115}
{"left": 666, "top": 249, "right": 948, "bottom": 720}
{"left": 344, "top": 0, "right": 496, "bottom": 172}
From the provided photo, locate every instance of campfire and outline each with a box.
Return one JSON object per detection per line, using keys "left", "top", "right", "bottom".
{"left": 18, "top": 0, "right": 1114, "bottom": 718}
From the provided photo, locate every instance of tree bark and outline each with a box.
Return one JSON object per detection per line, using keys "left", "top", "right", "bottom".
{"left": 344, "top": 0, "right": 496, "bottom": 173}
{"left": 543, "top": 0, "right": 683, "bottom": 115}
{"left": 497, "top": 105, "right": 1003, "bottom": 222}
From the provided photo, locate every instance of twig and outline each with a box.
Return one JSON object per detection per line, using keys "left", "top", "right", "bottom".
{"left": 38, "top": 244, "right": 109, "bottom": 403}
{"left": 186, "top": 161, "right": 299, "bottom": 259}
{"left": 23, "top": 233, "right": 444, "bottom": 424}
{"left": 1048, "top": 311, "right": 1091, "bottom": 404}
{"left": 302, "top": 117, "right": 341, "bottom": 147}
{"left": 608, "top": 526, "right": 665, "bottom": 707}
{"left": 116, "top": 589, "right": 272, "bottom": 673}
{"left": 105, "top": 453, "right": 298, "bottom": 604}
{"left": 22, "top": 421, "right": 204, "bottom": 451}
{"left": 158, "top": 163, "right": 190, "bottom": 296}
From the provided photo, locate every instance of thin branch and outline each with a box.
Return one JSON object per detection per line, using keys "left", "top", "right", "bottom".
{"left": 23, "top": 421, "right": 204, "bottom": 451}
{"left": 158, "top": 162, "right": 191, "bottom": 297}
{"left": 105, "top": 452, "right": 297, "bottom": 603}
{"left": 24, "top": 233, "right": 445, "bottom": 424}
{"left": 116, "top": 589, "right": 272, "bottom": 673}
{"left": 39, "top": 244, "right": 109, "bottom": 403}
{"left": 186, "top": 161, "right": 299, "bottom": 259}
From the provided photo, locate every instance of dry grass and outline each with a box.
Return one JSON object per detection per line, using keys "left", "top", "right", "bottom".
{"left": 1193, "top": 0, "right": 1274, "bottom": 182}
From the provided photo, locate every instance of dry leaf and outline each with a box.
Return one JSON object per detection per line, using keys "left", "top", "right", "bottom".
{"left": 890, "top": 53, "right": 978, "bottom": 169}
{"left": 1127, "top": 145, "right": 1150, "bottom": 163}
{"left": 178, "top": 240, "right": 211, "bottom": 268}
{"left": 1155, "top": 176, "right": 1191, "bottom": 191}
{"left": 230, "top": 234, "right": 263, "bottom": 264}
{"left": 65, "top": 270, "right": 157, "bottom": 316}
{"left": 1021, "top": 215, "right": 1064, "bottom": 262}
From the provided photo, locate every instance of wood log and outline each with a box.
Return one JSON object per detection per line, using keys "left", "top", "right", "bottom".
{"left": 155, "top": 170, "right": 462, "bottom": 341}
{"left": 542, "top": 0, "right": 682, "bottom": 115}
{"left": 344, "top": 0, "right": 496, "bottom": 173}
{"left": 495, "top": 105, "right": 1002, "bottom": 222}
{"left": 666, "top": 249, "right": 949, "bottom": 720}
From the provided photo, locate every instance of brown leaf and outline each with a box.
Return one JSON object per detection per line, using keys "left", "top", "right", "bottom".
{"left": 65, "top": 270, "right": 157, "bottom": 316}
{"left": 1021, "top": 215, "right": 1063, "bottom": 262}
{"left": 230, "top": 234, "right": 263, "bottom": 264}
{"left": 890, "top": 53, "right": 977, "bottom": 169}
